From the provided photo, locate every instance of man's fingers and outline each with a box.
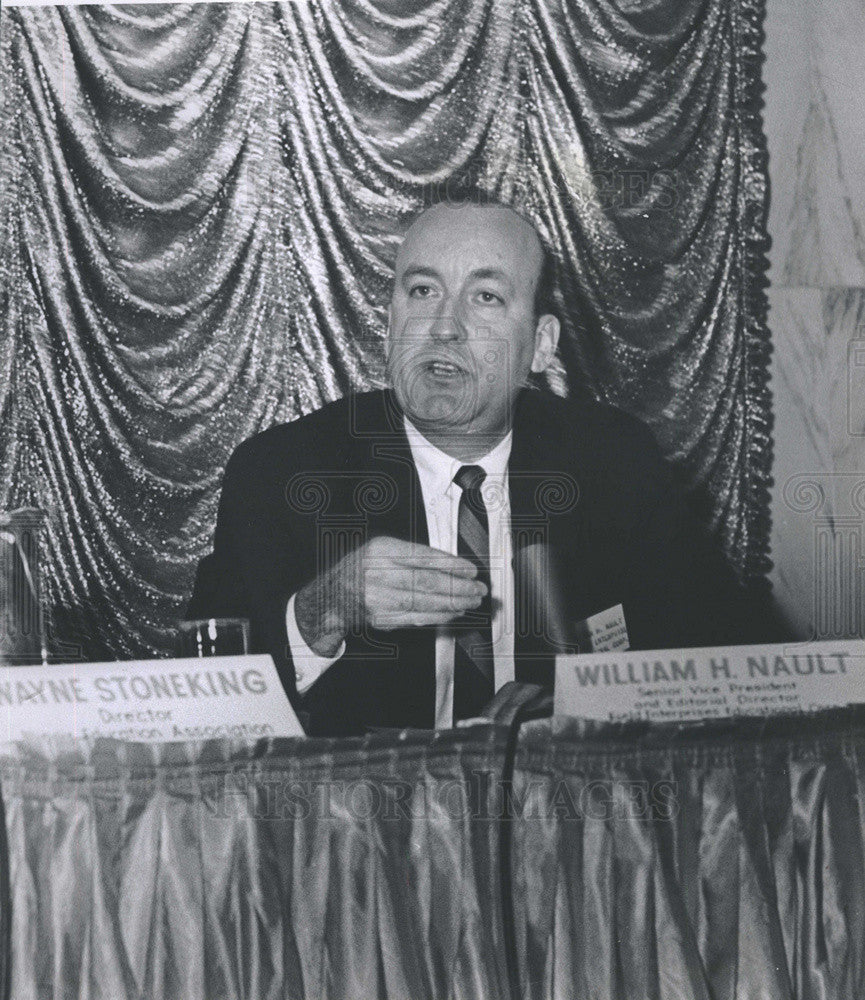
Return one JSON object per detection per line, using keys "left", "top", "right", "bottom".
{"left": 412, "top": 567, "right": 486, "bottom": 597}
{"left": 366, "top": 585, "right": 482, "bottom": 617}
{"left": 372, "top": 614, "right": 460, "bottom": 632}
{"left": 370, "top": 537, "right": 478, "bottom": 578}
{"left": 361, "top": 540, "right": 487, "bottom": 632}
{"left": 371, "top": 610, "right": 470, "bottom": 630}
{"left": 365, "top": 565, "right": 486, "bottom": 599}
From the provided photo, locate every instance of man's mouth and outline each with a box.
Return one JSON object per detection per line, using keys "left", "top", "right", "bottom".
{"left": 425, "top": 359, "right": 465, "bottom": 379}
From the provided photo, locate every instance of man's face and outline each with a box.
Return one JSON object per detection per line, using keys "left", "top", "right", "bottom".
{"left": 386, "top": 204, "right": 559, "bottom": 444}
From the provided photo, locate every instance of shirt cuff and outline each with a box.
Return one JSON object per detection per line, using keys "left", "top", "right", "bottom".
{"left": 285, "top": 592, "right": 346, "bottom": 694}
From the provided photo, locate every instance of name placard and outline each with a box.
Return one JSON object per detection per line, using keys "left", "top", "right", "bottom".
{"left": 555, "top": 640, "right": 865, "bottom": 723}
{"left": 0, "top": 655, "right": 305, "bottom": 743}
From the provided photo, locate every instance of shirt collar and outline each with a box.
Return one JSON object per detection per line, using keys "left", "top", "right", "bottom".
{"left": 403, "top": 416, "right": 513, "bottom": 496}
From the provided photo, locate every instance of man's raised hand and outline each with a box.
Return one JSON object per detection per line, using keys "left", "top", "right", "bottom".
{"left": 294, "top": 535, "right": 487, "bottom": 658}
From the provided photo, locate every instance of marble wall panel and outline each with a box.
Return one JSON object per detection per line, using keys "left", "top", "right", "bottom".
{"left": 764, "top": 0, "right": 865, "bottom": 288}
{"left": 764, "top": 0, "right": 865, "bottom": 638}
{"left": 769, "top": 287, "right": 865, "bottom": 637}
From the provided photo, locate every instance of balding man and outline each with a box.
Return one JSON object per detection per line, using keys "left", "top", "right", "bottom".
{"left": 188, "top": 196, "right": 766, "bottom": 736}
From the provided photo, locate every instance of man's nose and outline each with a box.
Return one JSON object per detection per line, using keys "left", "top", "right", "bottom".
{"left": 429, "top": 304, "right": 466, "bottom": 342}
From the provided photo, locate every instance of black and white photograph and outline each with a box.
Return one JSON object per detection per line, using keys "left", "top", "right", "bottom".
{"left": 0, "top": 0, "right": 863, "bottom": 995}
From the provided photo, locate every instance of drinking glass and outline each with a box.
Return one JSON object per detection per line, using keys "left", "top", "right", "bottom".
{"left": 175, "top": 617, "right": 250, "bottom": 658}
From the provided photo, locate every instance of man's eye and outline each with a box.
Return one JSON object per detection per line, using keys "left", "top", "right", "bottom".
{"left": 476, "top": 290, "right": 503, "bottom": 305}
{"left": 408, "top": 284, "right": 434, "bottom": 299}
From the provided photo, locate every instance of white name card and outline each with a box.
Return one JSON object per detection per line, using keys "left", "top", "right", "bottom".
{"left": 0, "top": 655, "right": 305, "bottom": 744}
{"left": 555, "top": 640, "right": 865, "bottom": 723}
{"left": 583, "top": 604, "right": 630, "bottom": 653}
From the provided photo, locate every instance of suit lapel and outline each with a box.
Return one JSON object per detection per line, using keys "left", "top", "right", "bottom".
{"left": 343, "top": 389, "right": 430, "bottom": 547}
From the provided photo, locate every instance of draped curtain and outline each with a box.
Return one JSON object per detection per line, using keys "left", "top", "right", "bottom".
{"left": 0, "top": 0, "right": 771, "bottom": 660}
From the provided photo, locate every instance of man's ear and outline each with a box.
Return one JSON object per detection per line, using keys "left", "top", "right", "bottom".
{"left": 530, "top": 314, "right": 561, "bottom": 373}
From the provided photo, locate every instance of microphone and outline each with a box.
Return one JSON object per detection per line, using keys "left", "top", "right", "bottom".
{"left": 513, "top": 541, "right": 573, "bottom": 653}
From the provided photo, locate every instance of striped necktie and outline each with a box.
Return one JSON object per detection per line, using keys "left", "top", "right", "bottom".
{"left": 452, "top": 464, "right": 495, "bottom": 721}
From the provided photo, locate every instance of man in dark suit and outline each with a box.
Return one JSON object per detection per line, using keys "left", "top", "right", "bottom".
{"left": 189, "top": 198, "right": 764, "bottom": 736}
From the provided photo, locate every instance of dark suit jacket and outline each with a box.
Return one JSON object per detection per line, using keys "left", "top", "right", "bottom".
{"left": 188, "top": 388, "right": 769, "bottom": 735}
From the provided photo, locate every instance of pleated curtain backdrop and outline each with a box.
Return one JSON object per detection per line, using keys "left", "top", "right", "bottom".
{"left": 0, "top": 0, "right": 771, "bottom": 660}
{"left": 3, "top": 710, "right": 864, "bottom": 999}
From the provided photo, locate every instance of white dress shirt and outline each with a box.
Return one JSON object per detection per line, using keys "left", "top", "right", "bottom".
{"left": 287, "top": 417, "right": 515, "bottom": 728}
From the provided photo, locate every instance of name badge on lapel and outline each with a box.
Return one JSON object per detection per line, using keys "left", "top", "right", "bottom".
{"left": 574, "top": 604, "right": 630, "bottom": 653}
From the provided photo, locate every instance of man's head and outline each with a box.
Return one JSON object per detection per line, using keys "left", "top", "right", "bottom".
{"left": 385, "top": 198, "right": 560, "bottom": 458}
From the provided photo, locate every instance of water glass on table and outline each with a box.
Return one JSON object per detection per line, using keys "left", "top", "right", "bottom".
{"left": 175, "top": 617, "right": 250, "bottom": 658}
